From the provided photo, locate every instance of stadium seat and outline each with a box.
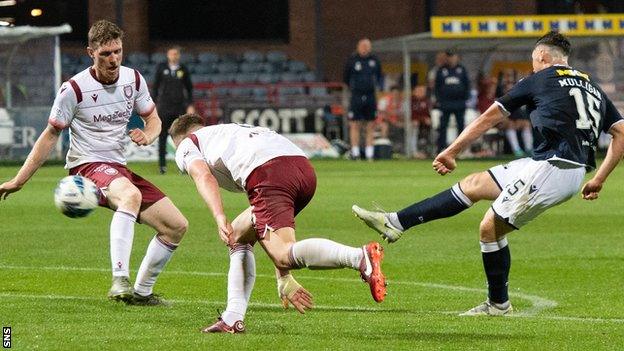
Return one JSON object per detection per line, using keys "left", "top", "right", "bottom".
{"left": 257, "top": 73, "right": 276, "bottom": 84}
{"left": 150, "top": 52, "right": 167, "bottom": 64}
{"left": 240, "top": 62, "right": 262, "bottom": 73}
{"left": 234, "top": 73, "right": 258, "bottom": 83}
{"left": 230, "top": 87, "right": 253, "bottom": 97}
{"left": 301, "top": 71, "right": 317, "bottom": 82}
{"left": 127, "top": 52, "right": 150, "bottom": 65}
{"left": 287, "top": 60, "right": 308, "bottom": 72}
{"left": 242, "top": 50, "right": 264, "bottom": 63}
{"left": 310, "top": 87, "right": 329, "bottom": 96}
{"left": 180, "top": 53, "right": 197, "bottom": 64}
{"left": 216, "top": 62, "right": 238, "bottom": 74}
{"left": 279, "top": 72, "right": 298, "bottom": 82}
{"left": 197, "top": 52, "right": 219, "bottom": 64}
{"left": 194, "top": 63, "right": 216, "bottom": 74}
{"left": 266, "top": 50, "right": 287, "bottom": 63}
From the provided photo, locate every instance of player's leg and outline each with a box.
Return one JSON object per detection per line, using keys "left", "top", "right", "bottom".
{"left": 454, "top": 108, "right": 466, "bottom": 135}
{"left": 353, "top": 170, "right": 500, "bottom": 242}
{"left": 258, "top": 227, "right": 386, "bottom": 303}
{"left": 349, "top": 120, "right": 361, "bottom": 159}
{"left": 104, "top": 176, "right": 144, "bottom": 301}
{"left": 437, "top": 109, "right": 451, "bottom": 153}
{"left": 460, "top": 208, "right": 515, "bottom": 316}
{"left": 364, "top": 120, "right": 375, "bottom": 161}
{"left": 158, "top": 114, "right": 173, "bottom": 174}
{"left": 131, "top": 196, "right": 188, "bottom": 304}
{"left": 207, "top": 207, "right": 257, "bottom": 331}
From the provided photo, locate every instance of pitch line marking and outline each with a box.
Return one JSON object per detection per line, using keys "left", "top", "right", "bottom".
{"left": 1, "top": 264, "right": 557, "bottom": 318}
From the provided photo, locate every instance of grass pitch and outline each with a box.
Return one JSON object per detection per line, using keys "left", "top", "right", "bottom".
{"left": 1, "top": 159, "right": 623, "bottom": 350}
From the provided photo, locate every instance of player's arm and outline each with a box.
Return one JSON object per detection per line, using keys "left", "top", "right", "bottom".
{"left": 582, "top": 107, "right": 624, "bottom": 200}
{"left": 433, "top": 103, "right": 506, "bottom": 175}
{"left": 0, "top": 124, "right": 61, "bottom": 199}
{"left": 130, "top": 108, "right": 162, "bottom": 146}
{"left": 187, "top": 159, "right": 232, "bottom": 243}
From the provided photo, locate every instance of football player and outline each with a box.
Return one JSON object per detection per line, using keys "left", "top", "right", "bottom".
{"left": 168, "top": 115, "right": 387, "bottom": 333}
{"left": 0, "top": 20, "right": 187, "bottom": 305}
{"left": 353, "top": 31, "right": 624, "bottom": 316}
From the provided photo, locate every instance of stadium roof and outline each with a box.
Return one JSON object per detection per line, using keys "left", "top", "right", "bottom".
{"left": 372, "top": 31, "right": 607, "bottom": 53}
{"left": 0, "top": 24, "right": 72, "bottom": 45}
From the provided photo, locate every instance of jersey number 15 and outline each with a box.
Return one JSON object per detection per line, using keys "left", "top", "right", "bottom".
{"left": 570, "top": 87, "right": 600, "bottom": 137}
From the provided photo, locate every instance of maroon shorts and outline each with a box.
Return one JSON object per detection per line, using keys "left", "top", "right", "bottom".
{"left": 245, "top": 156, "right": 316, "bottom": 239}
{"left": 69, "top": 162, "right": 166, "bottom": 209}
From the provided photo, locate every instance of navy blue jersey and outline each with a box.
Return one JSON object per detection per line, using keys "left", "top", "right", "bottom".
{"left": 343, "top": 54, "right": 382, "bottom": 93}
{"left": 496, "top": 65, "right": 623, "bottom": 169}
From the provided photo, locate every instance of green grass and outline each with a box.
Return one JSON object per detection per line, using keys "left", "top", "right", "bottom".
{"left": 1, "top": 160, "right": 623, "bottom": 350}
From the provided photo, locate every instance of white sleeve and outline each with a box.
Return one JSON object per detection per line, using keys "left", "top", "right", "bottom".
{"left": 133, "top": 70, "right": 156, "bottom": 116}
{"left": 48, "top": 81, "right": 77, "bottom": 130}
{"left": 175, "top": 138, "right": 204, "bottom": 173}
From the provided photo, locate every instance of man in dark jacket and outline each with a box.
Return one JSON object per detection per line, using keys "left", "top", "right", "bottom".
{"left": 343, "top": 38, "right": 383, "bottom": 161}
{"left": 435, "top": 51, "right": 470, "bottom": 153}
{"left": 153, "top": 46, "right": 194, "bottom": 174}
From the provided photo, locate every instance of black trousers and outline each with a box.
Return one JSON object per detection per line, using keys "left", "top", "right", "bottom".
{"left": 158, "top": 108, "right": 184, "bottom": 168}
{"left": 437, "top": 108, "right": 465, "bottom": 153}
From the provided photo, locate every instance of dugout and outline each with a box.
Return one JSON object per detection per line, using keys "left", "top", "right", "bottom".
{"left": 372, "top": 32, "right": 621, "bottom": 157}
{"left": 0, "top": 24, "right": 71, "bottom": 160}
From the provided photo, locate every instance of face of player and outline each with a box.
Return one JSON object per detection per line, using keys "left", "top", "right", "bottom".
{"left": 357, "top": 39, "right": 371, "bottom": 56}
{"left": 167, "top": 49, "right": 180, "bottom": 65}
{"left": 88, "top": 39, "right": 123, "bottom": 84}
{"left": 531, "top": 46, "right": 547, "bottom": 73}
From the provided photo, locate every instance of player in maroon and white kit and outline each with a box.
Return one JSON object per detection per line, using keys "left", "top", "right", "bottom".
{"left": 0, "top": 20, "right": 187, "bottom": 305}
{"left": 168, "top": 114, "right": 387, "bottom": 333}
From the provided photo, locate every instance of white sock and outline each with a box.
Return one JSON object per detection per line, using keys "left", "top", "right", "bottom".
{"left": 386, "top": 212, "right": 404, "bottom": 231}
{"left": 110, "top": 209, "right": 136, "bottom": 277}
{"left": 365, "top": 145, "right": 374, "bottom": 160}
{"left": 222, "top": 244, "right": 255, "bottom": 326}
{"left": 290, "top": 239, "right": 363, "bottom": 270}
{"left": 521, "top": 127, "right": 533, "bottom": 152}
{"left": 505, "top": 129, "right": 521, "bottom": 153}
{"left": 134, "top": 235, "right": 178, "bottom": 296}
{"left": 351, "top": 146, "right": 360, "bottom": 157}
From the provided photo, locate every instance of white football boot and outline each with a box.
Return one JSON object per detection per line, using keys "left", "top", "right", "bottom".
{"left": 460, "top": 300, "right": 513, "bottom": 316}
{"left": 352, "top": 205, "right": 403, "bottom": 243}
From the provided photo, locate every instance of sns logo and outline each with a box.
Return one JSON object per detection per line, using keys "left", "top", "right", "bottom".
{"left": 3, "top": 326, "right": 11, "bottom": 349}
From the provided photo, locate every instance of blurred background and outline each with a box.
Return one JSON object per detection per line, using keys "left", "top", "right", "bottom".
{"left": 0, "top": 0, "right": 623, "bottom": 162}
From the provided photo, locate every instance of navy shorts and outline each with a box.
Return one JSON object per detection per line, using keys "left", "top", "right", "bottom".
{"left": 348, "top": 93, "right": 377, "bottom": 121}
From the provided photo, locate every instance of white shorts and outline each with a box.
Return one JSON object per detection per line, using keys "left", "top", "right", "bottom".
{"left": 488, "top": 157, "right": 586, "bottom": 229}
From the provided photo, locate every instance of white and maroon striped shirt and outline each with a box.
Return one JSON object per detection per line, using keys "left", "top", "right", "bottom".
{"left": 49, "top": 66, "right": 155, "bottom": 169}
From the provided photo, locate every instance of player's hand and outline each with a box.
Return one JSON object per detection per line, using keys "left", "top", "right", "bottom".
{"left": 0, "top": 179, "right": 23, "bottom": 200}
{"left": 581, "top": 178, "right": 603, "bottom": 200}
{"left": 215, "top": 214, "right": 233, "bottom": 245}
{"left": 433, "top": 151, "right": 457, "bottom": 175}
{"left": 277, "top": 274, "right": 314, "bottom": 314}
{"left": 129, "top": 128, "right": 149, "bottom": 146}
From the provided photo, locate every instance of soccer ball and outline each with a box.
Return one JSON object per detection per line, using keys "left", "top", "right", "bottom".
{"left": 54, "top": 175, "right": 100, "bottom": 218}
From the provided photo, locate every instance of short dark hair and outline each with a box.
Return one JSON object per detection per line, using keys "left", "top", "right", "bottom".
{"left": 168, "top": 113, "right": 204, "bottom": 138}
{"left": 535, "top": 31, "right": 571, "bottom": 56}
{"left": 88, "top": 20, "right": 124, "bottom": 48}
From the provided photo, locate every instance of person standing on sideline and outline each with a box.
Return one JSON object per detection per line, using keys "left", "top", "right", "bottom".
{"left": 435, "top": 51, "right": 470, "bottom": 153}
{"left": 153, "top": 46, "right": 195, "bottom": 174}
{"left": 343, "top": 38, "right": 383, "bottom": 160}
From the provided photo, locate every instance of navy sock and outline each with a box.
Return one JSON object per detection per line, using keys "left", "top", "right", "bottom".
{"left": 482, "top": 245, "right": 511, "bottom": 304}
{"left": 396, "top": 186, "right": 471, "bottom": 230}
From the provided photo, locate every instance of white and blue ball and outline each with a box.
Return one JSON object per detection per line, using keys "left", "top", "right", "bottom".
{"left": 54, "top": 175, "right": 99, "bottom": 218}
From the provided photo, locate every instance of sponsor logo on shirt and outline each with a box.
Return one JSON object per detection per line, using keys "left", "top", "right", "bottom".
{"left": 93, "top": 109, "right": 132, "bottom": 124}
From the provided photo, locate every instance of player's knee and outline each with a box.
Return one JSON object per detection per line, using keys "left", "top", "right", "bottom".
{"left": 460, "top": 172, "right": 492, "bottom": 202}
{"left": 479, "top": 218, "right": 497, "bottom": 242}
{"left": 273, "top": 243, "right": 295, "bottom": 270}
{"left": 169, "top": 216, "right": 188, "bottom": 243}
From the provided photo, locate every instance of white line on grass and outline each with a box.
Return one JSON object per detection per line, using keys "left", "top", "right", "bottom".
{"left": 6, "top": 264, "right": 618, "bottom": 323}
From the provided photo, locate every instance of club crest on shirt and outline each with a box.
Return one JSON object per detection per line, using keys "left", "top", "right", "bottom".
{"left": 124, "top": 85, "right": 133, "bottom": 99}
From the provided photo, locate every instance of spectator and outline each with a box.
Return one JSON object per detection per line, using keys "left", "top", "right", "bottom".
{"left": 152, "top": 46, "right": 195, "bottom": 174}
{"left": 427, "top": 51, "right": 447, "bottom": 103}
{"left": 434, "top": 51, "right": 470, "bottom": 153}
{"left": 343, "top": 38, "right": 383, "bottom": 160}
{"left": 496, "top": 69, "right": 533, "bottom": 156}
{"left": 376, "top": 85, "right": 402, "bottom": 139}
{"left": 410, "top": 85, "right": 431, "bottom": 159}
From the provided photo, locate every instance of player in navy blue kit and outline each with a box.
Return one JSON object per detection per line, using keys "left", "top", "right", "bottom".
{"left": 353, "top": 31, "right": 624, "bottom": 315}
{"left": 344, "top": 38, "right": 383, "bottom": 160}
